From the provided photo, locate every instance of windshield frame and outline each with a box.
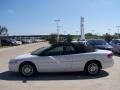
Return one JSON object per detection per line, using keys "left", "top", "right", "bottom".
{"left": 31, "top": 45, "right": 51, "bottom": 55}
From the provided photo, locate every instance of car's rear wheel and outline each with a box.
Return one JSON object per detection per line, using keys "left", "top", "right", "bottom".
{"left": 85, "top": 62, "right": 100, "bottom": 75}
{"left": 20, "top": 63, "right": 36, "bottom": 77}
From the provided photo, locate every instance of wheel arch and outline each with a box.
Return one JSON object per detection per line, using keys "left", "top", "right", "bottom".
{"left": 19, "top": 61, "right": 37, "bottom": 72}
{"left": 84, "top": 60, "right": 102, "bottom": 70}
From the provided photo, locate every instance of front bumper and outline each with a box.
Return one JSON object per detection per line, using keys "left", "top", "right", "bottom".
{"left": 9, "top": 63, "right": 19, "bottom": 72}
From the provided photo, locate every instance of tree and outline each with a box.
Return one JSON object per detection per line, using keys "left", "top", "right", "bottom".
{"left": 65, "top": 34, "right": 73, "bottom": 43}
{"left": 113, "top": 33, "right": 119, "bottom": 39}
{"left": 85, "top": 33, "right": 93, "bottom": 36}
{"left": 48, "top": 34, "right": 57, "bottom": 44}
{"left": 103, "top": 33, "right": 113, "bottom": 42}
{"left": 0, "top": 26, "right": 8, "bottom": 46}
{"left": 0, "top": 26, "right": 8, "bottom": 36}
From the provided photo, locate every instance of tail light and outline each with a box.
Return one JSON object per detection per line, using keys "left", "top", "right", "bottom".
{"left": 107, "top": 53, "right": 113, "bottom": 59}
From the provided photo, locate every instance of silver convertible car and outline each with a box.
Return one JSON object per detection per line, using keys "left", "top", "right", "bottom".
{"left": 9, "top": 43, "right": 114, "bottom": 76}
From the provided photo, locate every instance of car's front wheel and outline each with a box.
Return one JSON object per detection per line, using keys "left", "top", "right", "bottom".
{"left": 84, "top": 62, "right": 100, "bottom": 75}
{"left": 19, "top": 63, "right": 36, "bottom": 77}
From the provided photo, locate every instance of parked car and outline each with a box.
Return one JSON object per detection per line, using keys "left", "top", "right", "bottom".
{"left": 72, "top": 40, "right": 87, "bottom": 45}
{"left": 1, "top": 39, "right": 17, "bottom": 46}
{"left": 16, "top": 40, "right": 22, "bottom": 45}
{"left": 10, "top": 39, "right": 22, "bottom": 45}
{"left": 87, "top": 39, "right": 113, "bottom": 51}
{"left": 110, "top": 39, "right": 120, "bottom": 54}
{"left": 21, "top": 39, "right": 32, "bottom": 44}
{"left": 32, "top": 39, "right": 41, "bottom": 43}
{"left": 9, "top": 42, "right": 114, "bottom": 77}
{"left": 78, "top": 40, "right": 87, "bottom": 45}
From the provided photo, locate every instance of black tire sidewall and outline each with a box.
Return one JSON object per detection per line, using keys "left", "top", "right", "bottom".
{"left": 85, "top": 62, "right": 100, "bottom": 75}
{"left": 20, "top": 63, "right": 35, "bottom": 77}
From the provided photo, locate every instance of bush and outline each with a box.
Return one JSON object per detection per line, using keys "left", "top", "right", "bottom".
{"left": 104, "top": 33, "right": 113, "bottom": 42}
{"left": 48, "top": 34, "right": 57, "bottom": 44}
{"left": 65, "top": 34, "right": 73, "bottom": 43}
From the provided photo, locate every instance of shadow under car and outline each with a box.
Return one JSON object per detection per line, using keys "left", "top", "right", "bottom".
{"left": 0, "top": 70, "right": 109, "bottom": 83}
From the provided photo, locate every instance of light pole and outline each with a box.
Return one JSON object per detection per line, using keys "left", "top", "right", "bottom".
{"left": 91, "top": 30, "right": 95, "bottom": 35}
{"left": 116, "top": 26, "right": 120, "bottom": 38}
{"left": 80, "top": 16, "right": 85, "bottom": 40}
{"left": 55, "top": 19, "right": 60, "bottom": 42}
{"left": 108, "top": 29, "right": 111, "bottom": 35}
{"left": 63, "top": 30, "right": 66, "bottom": 35}
{"left": 76, "top": 30, "right": 79, "bottom": 40}
{"left": 0, "top": 36, "right": 1, "bottom": 46}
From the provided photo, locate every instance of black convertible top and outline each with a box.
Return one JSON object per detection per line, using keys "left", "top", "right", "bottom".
{"left": 51, "top": 42, "right": 95, "bottom": 53}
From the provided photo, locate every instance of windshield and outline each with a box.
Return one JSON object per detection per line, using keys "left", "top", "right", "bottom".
{"left": 10, "top": 39, "right": 16, "bottom": 42}
{"left": 116, "top": 40, "right": 120, "bottom": 44}
{"left": 31, "top": 45, "right": 51, "bottom": 55}
{"left": 92, "top": 40, "right": 107, "bottom": 45}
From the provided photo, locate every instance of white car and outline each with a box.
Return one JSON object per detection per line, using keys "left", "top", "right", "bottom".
{"left": 16, "top": 41, "right": 22, "bottom": 45}
{"left": 72, "top": 40, "right": 87, "bottom": 45}
{"left": 9, "top": 43, "right": 114, "bottom": 76}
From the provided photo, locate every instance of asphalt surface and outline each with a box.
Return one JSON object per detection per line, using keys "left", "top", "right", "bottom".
{"left": 0, "top": 42, "right": 120, "bottom": 90}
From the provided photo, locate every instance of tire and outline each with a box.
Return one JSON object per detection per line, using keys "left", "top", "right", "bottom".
{"left": 84, "top": 62, "right": 100, "bottom": 75}
{"left": 19, "top": 63, "right": 36, "bottom": 77}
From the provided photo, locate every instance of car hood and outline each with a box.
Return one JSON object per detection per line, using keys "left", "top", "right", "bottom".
{"left": 13, "top": 53, "right": 38, "bottom": 60}
{"left": 95, "top": 45, "right": 113, "bottom": 49}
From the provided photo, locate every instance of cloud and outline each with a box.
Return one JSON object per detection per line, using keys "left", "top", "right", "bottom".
{"left": 7, "top": 9, "right": 15, "bottom": 14}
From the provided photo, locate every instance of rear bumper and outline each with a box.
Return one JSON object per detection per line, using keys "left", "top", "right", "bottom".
{"left": 102, "top": 59, "right": 114, "bottom": 69}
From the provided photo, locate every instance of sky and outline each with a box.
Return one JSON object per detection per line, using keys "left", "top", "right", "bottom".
{"left": 0, "top": 0, "right": 120, "bottom": 35}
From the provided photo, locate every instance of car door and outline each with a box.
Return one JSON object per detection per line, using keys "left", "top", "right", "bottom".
{"left": 111, "top": 40, "right": 120, "bottom": 53}
{"left": 71, "top": 45, "right": 90, "bottom": 71}
{"left": 37, "top": 45, "right": 73, "bottom": 72}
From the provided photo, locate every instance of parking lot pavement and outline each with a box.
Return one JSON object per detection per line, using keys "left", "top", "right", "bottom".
{"left": 0, "top": 42, "right": 49, "bottom": 68}
{"left": 0, "top": 43, "right": 120, "bottom": 90}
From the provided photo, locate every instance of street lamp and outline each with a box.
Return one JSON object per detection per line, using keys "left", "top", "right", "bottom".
{"left": 55, "top": 19, "right": 60, "bottom": 42}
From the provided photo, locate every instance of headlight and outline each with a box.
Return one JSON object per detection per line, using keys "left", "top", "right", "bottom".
{"left": 9, "top": 60, "right": 18, "bottom": 64}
